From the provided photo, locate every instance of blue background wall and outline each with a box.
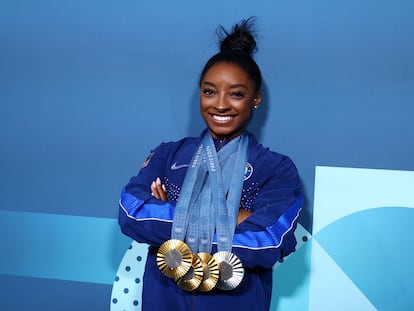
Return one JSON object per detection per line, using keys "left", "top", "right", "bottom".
{"left": 1, "top": 0, "right": 413, "bottom": 310}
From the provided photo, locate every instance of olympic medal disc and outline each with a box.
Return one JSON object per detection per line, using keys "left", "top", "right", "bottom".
{"left": 213, "top": 251, "right": 244, "bottom": 291}
{"left": 197, "top": 252, "right": 220, "bottom": 292}
{"left": 157, "top": 239, "right": 192, "bottom": 278}
{"left": 175, "top": 254, "right": 204, "bottom": 291}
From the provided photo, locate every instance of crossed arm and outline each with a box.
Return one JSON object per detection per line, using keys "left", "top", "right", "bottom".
{"left": 150, "top": 177, "right": 252, "bottom": 225}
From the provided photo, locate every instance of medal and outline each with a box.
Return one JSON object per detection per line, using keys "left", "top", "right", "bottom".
{"left": 213, "top": 251, "right": 244, "bottom": 290}
{"left": 175, "top": 254, "right": 204, "bottom": 291}
{"left": 163, "top": 133, "right": 248, "bottom": 292}
{"left": 197, "top": 252, "right": 220, "bottom": 292}
{"left": 157, "top": 239, "right": 193, "bottom": 279}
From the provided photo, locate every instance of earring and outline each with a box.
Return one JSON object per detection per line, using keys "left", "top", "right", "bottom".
{"left": 253, "top": 98, "right": 259, "bottom": 110}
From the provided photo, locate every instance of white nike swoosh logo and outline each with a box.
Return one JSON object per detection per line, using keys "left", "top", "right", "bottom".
{"left": 171, "top": 162, "right": 190, "bottom": 170}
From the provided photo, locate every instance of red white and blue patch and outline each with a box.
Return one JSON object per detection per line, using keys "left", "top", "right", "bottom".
{"left": 141, "top": 152, "right": 155, "bottom": 168}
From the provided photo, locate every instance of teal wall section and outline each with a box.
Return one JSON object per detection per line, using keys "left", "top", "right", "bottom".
{"left": 1, "top": 1, "right": 413, "bottom": 310}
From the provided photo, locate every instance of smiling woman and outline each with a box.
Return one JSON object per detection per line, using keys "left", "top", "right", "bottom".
{"left": 200, "top": 62, "right": 261, "bottom": 140}
{"left": 118, "top": 17, "right": 303, "bottom": 311}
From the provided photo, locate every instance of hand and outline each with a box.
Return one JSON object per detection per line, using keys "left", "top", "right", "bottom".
{"left": 151, "top": 177, "right": 168, "bottom": 201}
{"left": 237, "top": 208, "right": 252, "bottom": 225}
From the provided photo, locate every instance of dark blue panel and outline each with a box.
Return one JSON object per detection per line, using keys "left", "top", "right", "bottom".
{"left": 0, "top": 275, "right": 112, "bottom": 311}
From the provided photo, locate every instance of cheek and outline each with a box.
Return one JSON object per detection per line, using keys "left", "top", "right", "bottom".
{"left": 239, "top": 103, "right": 254, "bottom": 121}
{"left": 199, "top": 101, "right": 208, "bottom": 113}
{"left": 199, "top": 96, "right": 208, "bottom": 107}
{"left": 199, "top": 101, "right": 209, "bottom": 118}
{"left": 235, "top": 100, "right": 254, "bottom": 113}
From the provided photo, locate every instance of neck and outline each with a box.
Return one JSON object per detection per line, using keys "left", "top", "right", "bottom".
{"left": 213, "top": 137, "right": 229, "bottom": 151}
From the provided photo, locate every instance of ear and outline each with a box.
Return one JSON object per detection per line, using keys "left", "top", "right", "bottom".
{"left": 252, "top": 90, "right": 262, "bottom": 109}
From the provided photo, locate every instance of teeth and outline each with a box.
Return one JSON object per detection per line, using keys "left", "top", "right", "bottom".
{"left": 213, "top": 115, "right": 233, "bottom": 121}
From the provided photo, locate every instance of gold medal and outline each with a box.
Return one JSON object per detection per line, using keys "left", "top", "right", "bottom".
{"left": 157, "top": 239, "right": 193, "bottom": 279}
{"left": 197, "top": 252, "right": 220, "bottom": 292}
{"left": 175, "top": 254, "right": 204, "bottom": 291}
{"left": 213, "top": 251, "right": 244, "bottom": 291}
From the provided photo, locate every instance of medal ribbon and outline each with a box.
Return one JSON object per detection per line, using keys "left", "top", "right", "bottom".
{"left": 205, "top": 133, "right": 249, "bottom": 252}
{"left": 171, "top": 132, "right": 249, "bottom": 253}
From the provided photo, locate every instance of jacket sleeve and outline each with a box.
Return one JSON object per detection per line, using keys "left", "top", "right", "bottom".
{"left": 231, "top": 155, "right": 303, "bottom": 269}
{"left": 118, "top": 144, "right": 175, "bottom": 247}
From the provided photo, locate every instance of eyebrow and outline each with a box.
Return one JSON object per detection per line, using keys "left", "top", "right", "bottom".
{"left": 201, "top": 81, "right": 248, "bottom": 89}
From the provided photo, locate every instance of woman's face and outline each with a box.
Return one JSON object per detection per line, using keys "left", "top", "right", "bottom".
{"left": 199, "top": 62, "right": 261, "bottom": 140}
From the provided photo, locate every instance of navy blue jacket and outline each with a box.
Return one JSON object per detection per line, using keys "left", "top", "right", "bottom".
{"left": 119, "top": 130, "right": 303, "bottom": 310}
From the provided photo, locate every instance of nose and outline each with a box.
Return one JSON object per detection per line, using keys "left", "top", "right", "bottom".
{"left": 214, "top": 94, "right": 230, "bottom": 112}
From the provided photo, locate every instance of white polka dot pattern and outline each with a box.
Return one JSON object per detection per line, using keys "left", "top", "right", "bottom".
{"left": 241, "top": 182, "right": 259, "bottom": 212}
{"left": 165, "top": 177, "right": 260, "bottom": 212}
{"left": 164, "top": 177, "right": 181, "bottom": 201}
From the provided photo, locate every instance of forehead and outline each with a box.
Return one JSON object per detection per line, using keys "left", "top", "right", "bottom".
{"left": 201, "top": 62, "right": 253, "bottom": 86}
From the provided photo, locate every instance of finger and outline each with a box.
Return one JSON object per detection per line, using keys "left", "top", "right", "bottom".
{"left": 152, "top": 181, "right": 167, "bottom": 200}
{"left": 151, "top": 178, "right": 168, "bottom": 201}
{"left": 237, "top": 209, "right": 252, "bottom": 225}
{"left": 159, "top": 185, "right": 168, "bottom": 201}
{"left": 151, "top": 181, "right": 161, "bottom": 199}
{"left": 155, "top": 182, "right": 168, "bottom": 201}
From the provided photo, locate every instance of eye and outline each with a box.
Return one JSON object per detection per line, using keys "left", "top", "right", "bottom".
{"left": 231, "top": 91, "right": 245, "bottom": 98}
{"left": 202, "top": 88, "right": 215, "bottom": 96}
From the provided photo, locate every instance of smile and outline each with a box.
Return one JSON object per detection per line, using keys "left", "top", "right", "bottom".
{"left": 211, "top": 114, "right": 234, "bottom": 121}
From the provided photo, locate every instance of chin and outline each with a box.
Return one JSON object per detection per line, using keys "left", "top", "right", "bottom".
{"left": 210, "top": 130, "right": 239, "bottom": 140}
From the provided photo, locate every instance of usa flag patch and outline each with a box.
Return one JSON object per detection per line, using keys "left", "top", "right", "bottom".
{"left": 142, "top": 152, "right": 155, "bottom": 168}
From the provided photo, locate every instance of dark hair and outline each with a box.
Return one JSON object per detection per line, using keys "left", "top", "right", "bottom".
{"left": 199, "top": 17, "right": 262, "bottom": 92}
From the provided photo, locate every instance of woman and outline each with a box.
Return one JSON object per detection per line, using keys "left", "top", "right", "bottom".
{"left": 119, "top": 18, "right": 303, "bottom": 311}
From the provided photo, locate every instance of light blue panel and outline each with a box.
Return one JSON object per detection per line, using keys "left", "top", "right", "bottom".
{"left": 0, "top": 210, "right": 131, "bottom": 284}
{"left": 271, "top": 240, "right": 312, "bottom": 310}
{"left": 312, "top": 167, "right": 414, "bottom": 310}
{"left": 313, "top": 166, "right": 414, "bottom": 234}
{"left": 308, "top": 237, "right": 377, "bottom": 310}
{"left": 315, "top": 207, "right": 414, "bottom": 310}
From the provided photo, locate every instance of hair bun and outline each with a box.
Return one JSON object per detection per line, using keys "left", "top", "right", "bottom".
{"left": 218, "top": 17, "right": 257, "bottom": 56}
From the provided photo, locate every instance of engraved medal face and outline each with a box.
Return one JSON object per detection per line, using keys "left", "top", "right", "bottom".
{"left": 213, "top": 251, "right": 244, "bottom": 290}
{"left": 157, "top": 239, "right": 192, "bottom": 278}
{"left": 197, "top": 252, "right": 220, "bottom": 292}
{"left": 175, "top": 254, "right": 204, "bottom": 291}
